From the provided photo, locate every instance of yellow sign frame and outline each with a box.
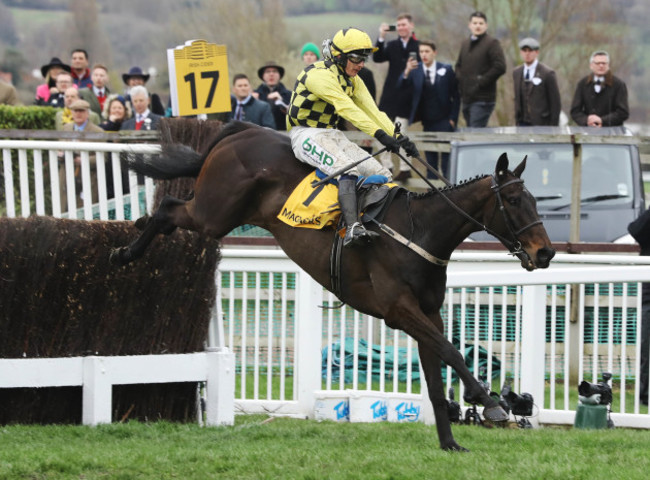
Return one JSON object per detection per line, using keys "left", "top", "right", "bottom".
{"left": 167, "top": 39, "right": 231, "bottom": 117}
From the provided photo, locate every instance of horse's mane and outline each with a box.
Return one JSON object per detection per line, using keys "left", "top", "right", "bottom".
{"left": 409, "top": 174, "right": 490, "bottom": 200}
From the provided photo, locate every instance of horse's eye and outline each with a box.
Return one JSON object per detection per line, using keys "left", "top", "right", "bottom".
{"left": 506, "top": 196, "right": 520, "bottom": 207}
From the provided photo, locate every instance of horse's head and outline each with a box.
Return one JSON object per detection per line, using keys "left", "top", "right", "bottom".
{"left": 487, "top": 153, "right": 555, "bottom": 271}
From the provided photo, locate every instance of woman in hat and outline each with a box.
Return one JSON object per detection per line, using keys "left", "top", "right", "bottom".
{"left": 253, "top": 61, "right": 292, "bottom": 131}
{"left": 34, "top": 57, "right": 71, "bottom": 105}
{"left": 122, "top": 66, "right": 165, "bottom": 116}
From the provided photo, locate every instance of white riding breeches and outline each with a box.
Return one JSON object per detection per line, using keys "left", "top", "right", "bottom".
{"left": 289, "top": 127, "right": 392, "bottom": 180}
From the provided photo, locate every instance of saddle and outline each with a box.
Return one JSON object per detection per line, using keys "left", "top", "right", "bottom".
{"left": 277, "top": 169, "right": 403, "bottom": 301}
{"left": 277, "top": 170, "right": 401, "bottom": 230}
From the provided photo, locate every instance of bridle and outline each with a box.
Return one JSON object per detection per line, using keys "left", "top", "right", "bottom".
{"left": 487, "top": 176, "right": 543, "bottom": 256}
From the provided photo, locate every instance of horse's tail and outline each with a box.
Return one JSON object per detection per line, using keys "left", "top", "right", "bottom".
{"left": 122, "top": 120, "right": 261, "bottom": 180}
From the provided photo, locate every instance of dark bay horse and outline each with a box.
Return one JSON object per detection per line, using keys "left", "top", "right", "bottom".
{"left": 111, "top": 121, "right": 555, "bottom": 451}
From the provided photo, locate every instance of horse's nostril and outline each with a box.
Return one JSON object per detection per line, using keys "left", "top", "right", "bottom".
{"left": 537, "top": 247, "right": 556, "bottom": 266}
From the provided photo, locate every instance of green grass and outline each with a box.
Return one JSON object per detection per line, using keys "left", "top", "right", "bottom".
{"left": 1, "top": 416, "right": 650, "bottom": 479}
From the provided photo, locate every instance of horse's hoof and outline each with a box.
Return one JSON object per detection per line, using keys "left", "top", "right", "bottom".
{"left": 441, "top": 442, "right": 469, "bottom": 452}
{"left": 109, "top": 247, "right": 129, "bottom": 266}
{"left": 483, "top": 405, "right": 508, "bottom": 422}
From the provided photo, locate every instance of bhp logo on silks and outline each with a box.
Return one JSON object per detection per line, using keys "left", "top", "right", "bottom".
{"left": 302, "top": 138, "right": 334, "bottom": 167}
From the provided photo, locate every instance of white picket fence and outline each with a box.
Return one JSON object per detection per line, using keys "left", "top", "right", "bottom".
{"left": 218, "top": 248, "right": 650, "bottom": 428}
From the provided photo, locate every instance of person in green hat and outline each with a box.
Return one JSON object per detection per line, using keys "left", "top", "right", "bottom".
{"left": 301, "top": 42, "right": 320, "bottom": 65}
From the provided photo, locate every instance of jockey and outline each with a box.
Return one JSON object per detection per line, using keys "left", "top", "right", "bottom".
{"left": 287, "top": 27, "right": 420, "bottom": 247}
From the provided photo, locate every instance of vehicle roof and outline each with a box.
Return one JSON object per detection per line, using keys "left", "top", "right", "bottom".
{"left": 457, "top": 126, "right": 633, "bottom": 136}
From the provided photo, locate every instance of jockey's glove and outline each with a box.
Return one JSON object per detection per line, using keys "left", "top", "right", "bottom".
{"left": 375, "top": 129, "right": 401, "bottom": 153}
{"left": 398, "top": 135, "right": 419, "bottom": 158}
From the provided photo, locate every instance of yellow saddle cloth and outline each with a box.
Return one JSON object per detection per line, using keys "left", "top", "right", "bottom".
{"left": 277, "top": 171, "right": 341, "bottom": 229}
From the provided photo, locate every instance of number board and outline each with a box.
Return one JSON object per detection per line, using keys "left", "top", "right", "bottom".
{"left": 167, "top": 39, "right": 231, "bottom": 117}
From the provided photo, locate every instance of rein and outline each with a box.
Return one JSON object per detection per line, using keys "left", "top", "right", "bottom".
{"left": 375, "top": 156, "right": 540, "bottom": 264}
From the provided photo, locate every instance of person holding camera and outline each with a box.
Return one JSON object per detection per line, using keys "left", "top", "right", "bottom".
{"left": 373, "top": 13, "right": 420, "bottom": 182}
{"left": 286, "top": 27, "right": 420, "bottom": 248}
{"left": 397, "top": 39, "right": 459, "bottom": 179}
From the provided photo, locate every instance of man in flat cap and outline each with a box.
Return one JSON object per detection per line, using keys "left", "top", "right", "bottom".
{"left": 513, "top": 37, "right": 561, "bottom": 126}
{"left": 253, "top": 61, "right": 292, "bottom": 131}
{"left": 59, "top": 99, "right": 104, "bottom": 214}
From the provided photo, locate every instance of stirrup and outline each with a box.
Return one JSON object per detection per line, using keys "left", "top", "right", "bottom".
{"left": 343, "top": 222, "right": 379, "bottom": 247}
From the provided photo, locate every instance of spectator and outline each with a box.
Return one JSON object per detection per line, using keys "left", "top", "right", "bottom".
{"left": 70, "top": 49, "right": 93, "bottom": 89}
{"left": 398, "top": 39, "right": 459, "bottom": 179}
{"left": 627, "top": 211, "right": 650, "bottom": 407}
{"left": 455, "top": 11, "right": 506, "bottom": 127}
{"left": 120, "top": 85, "right": 162, "bottom": 131}
{"left": 45, "top": 72, "right": 73, "bottom": 108}
{"left": 301, "top": 42, "right": 320, "bottom": 65}
{"left": 58, "top": 99, "right": 104, "bottom": 213}
{"left": 373, "top": 13, "right": 420, "bottom": 181}
{"left": 253, "top": 61, "right": 292, "bottom": 131}
{"left": 99, "top": 94, "right": 132, "bottom": 132}
{"left": 570, "top": 50, "right": 629, "bottom": 128}
{"left": 122, "top": 66, "right": 165, "bottom": 116}
{"left": 55, "top": 87, "right": 101, "bottom": 130}
{"left": 286, "top": 27, "right": 419, "bottom": 247}
{"left": 0, "top": 79, "right": 20, "bottom": 106}
{"left": 35, "top": 57, "right": 71, "bottom": 105}
{"left": 227, "top": 74, "right": 275, "bottom": 128}
{"left": 79, "top": 64, "right": 111, "bottom": 117}
{"left": 513, "top": 37, "right": 561, "bottom": 126}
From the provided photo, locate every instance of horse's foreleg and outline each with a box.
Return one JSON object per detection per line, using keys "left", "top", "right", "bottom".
{"left": 418, "top": 348, "right": 468, "bottom": 451}
{"left": 110, "top": 195, "right": 191, "bottom": 266}
{"left": 385, "top": 302, "right": 507, "bottom": 441}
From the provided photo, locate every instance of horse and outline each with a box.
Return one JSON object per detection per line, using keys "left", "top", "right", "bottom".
{"left": 111, "top": 120, "right": 555, "bottom": 451}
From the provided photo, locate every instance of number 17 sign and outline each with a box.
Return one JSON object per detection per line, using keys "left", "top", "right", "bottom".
{"left": 167, "top": 39, "right": 231, "bottom": 117}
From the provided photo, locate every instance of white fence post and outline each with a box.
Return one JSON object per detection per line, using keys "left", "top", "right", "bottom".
{"left": 205, "top": 349, "right": 235, "bottom": 426}
{"left": 294, "top": 268, "right": 324, "bottom": 418}
{"left": 82, "top": 356, "right": 112, "bottom": 426}
{"left": 519, "top": 284, "right": 548, "bottom": 426}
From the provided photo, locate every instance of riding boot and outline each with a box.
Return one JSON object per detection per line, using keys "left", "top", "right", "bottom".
{"left": 338, "top": 176, "right": 379, "bottom": 247}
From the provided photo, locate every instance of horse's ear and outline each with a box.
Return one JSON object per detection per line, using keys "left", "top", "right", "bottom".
{"left": 513, "top": 155, "right": 527, "bottom": 178}
{"left": 495, "top": 153, "right": 509, "bottom": 180}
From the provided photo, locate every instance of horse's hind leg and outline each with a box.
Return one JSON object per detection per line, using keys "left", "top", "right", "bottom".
{"left": 110, "top": 195, "right": 192, "bottom": 266}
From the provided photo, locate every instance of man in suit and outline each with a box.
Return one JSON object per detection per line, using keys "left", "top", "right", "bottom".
{"left": 227, "top": 74, "right": 275, "bottom": 128}
{"left": 59, "top": 99, "right": 104, "bottom": 213}
{"left": 373, "top": 13, "right": 420, "bottom": 181}
{"left": 570, "top": 50, "right": 629, "bottom": 127}
{"left": 253, "top": 61, "right": 292, "bottom": 131}
{"left": 0, "top": 79, "right": 20, "bottom": 105}
{"left": 79, "top": 64, "right": 110, "bottom": 117}
{"left": 513, "top": 37, "right": 561, "bottom": 126}
{"left": 120, "top": 85, "right": 162, "bottom": 131}
{"left": 398, "top": 40, "right": 460, "bottom": 179}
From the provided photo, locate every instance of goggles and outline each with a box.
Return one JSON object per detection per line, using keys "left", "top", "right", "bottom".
{"left": 346, "top": 52, "right": 369, "bottom": 64}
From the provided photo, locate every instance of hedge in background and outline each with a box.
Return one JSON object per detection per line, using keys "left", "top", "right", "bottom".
{"left": 0, "top": 216, "right": 221, "bottom": 423}
{"left": 0, "top": 105, "right": 57, "bottom": 130}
